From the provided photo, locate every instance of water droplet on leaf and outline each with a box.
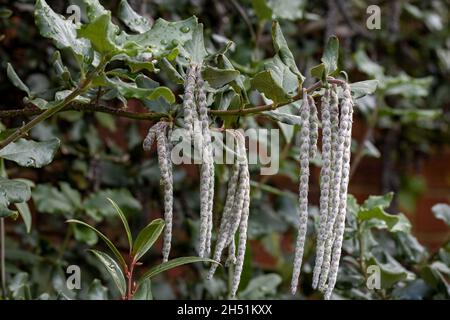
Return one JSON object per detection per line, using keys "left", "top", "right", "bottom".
{"left": 180, "top": 26, "right": 190, "bottom": 33}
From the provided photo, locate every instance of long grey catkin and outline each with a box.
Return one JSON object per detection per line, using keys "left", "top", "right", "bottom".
{"left": 207, "top": 160, "right": 240, "bottom": 279}
{"left": 291, "top": 89, "right": 311, "bottom": 295}
{"left": 312, "top": 87, "right": 332, "bottom": 289}
{"left": 196, "top": 66, "right": 215, "bottom": 258}
{"left": 317, "top": 84, "right": 343, "bottom": 290}
{"left": 183, "top": 65, "right": 197, "bottom": 136}
{"left": 143, "top": 121, "right": 174, "bottom": 262}
{"left": 324, "top": 84, "right": 354, "bottom": 300}
{"left": 230, "top": 131, "right": 250, "bottom": 298}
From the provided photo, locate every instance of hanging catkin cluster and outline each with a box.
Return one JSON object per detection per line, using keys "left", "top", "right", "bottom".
{"left": 143, "top": 121, "right": 173, "bottom": 262}
{"left": 143, "top": 64, "right": 353, "bottom": 299}
{"left": 207, "top": 130, "right": 250, "bottom": 298}
{"left": 291, "top": 83, "right": 354, "bottom": 299}
{"left": 185, "top": 64, "right": 216, "bottom": 258}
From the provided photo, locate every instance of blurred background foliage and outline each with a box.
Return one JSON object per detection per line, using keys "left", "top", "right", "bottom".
{"left": 0, "top": 0, "right": 449, "bottom": 299}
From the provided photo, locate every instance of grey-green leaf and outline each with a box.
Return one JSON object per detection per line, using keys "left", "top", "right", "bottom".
{"left": 15, "top": 202, "right": 32, "bottom": 233}
{"left": 118, "top": 0, "right": 152, "bottom": 33}
{"left": 83, "top": 0, "right": 109, "bottom": 21}
{"left": 183, "top": 23, "right": 208, "bottom": 64}
{"left": 0, "top": 138, "right": 60, "bottom": 168}
{"left": 367, "top": 254, "right": 415, "bottom": 289}
{"left": 77, "top": 13, "right": 120, "bottom": 55}
{"left": 322, "top": 36, "right": 339, "bottom": 75}
{"left": 263, "top": 110, "right": 302, "bottom": 126}
{"left": 0, "top": 178, "right": 31, "bottom": 219}
{"left": 202, "top": 66, "right": 240, "bottom": 89}
{"left": 32, "top": 184, "right": 76, "bottom": 216}
{"left": 272, "top": 21, "right": 304, "bottom": 83}
{"left": 160, "top": 58, "right": 184, "bottom": 84}
{"left": 132, "top": 219, "right": 165, "bottom": 262}
{"left": 105, "top": 77, "right": 175, "bottom": 104}
{"left": 358, "top": 207, "right": 411, "bottom": 233}
{"left": 362, "top": 192, "right": 394, "bottom": 210}
{"left": 432, "top": 203, "right": 450, "bottom": 226}
{"left": 251, "top": 56, "right": 298, "bottom": 104}
{"left": 0, "top": 177, "right": 31, "bottom": 204}
{"left": 89, "top": 249, "right": 126, "bottom": 297}
{"left": 126, "top": 17, "right": 198, "bottom": 57}
{"left": 310, "top": 63, "right": 326, "bottom": 80}
{"left": 34, "top": 0, "right": 90, "bottom": 57}
{"left": 7, "top": 63, "right": 31, "bottom": 97}
{"left": 350, "top": 80, "right": 378, "bottom": 99}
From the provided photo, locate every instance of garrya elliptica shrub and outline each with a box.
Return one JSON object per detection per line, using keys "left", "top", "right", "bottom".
{"left": 2, "top": 0, "right": 379, "bottom": 299}
{"left": 144, "top": 69, "right": 355, "bottom": 298}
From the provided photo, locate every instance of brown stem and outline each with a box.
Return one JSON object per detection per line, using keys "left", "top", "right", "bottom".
{"left": 0, "top": 78, "right": 346, "bottom": 131}
{"left": 126, "top": 260, "right": 136, "bottom": 300}
{"left": 0, "top": 104, "right": 167, "bottom": 121}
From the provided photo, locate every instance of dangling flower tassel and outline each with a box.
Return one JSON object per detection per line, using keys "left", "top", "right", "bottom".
{"left": 143, "top": 121, "right": 173, "bottom": 262}
{"left": 312, "top": 87, "right": 332, "bottom": 289}
{"left": 324, "top": 84, "right": 353, "bottom": 300}
{"left": 291, "top": 89, "right": 311, "bottom": 294}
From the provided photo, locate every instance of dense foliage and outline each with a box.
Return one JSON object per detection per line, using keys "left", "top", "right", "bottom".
{"left": 0, "top": 0, "right": 448, "bottom": 300}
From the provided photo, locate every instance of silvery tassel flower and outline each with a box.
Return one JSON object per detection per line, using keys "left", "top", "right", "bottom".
{"left": 324, "top": 84, "right": 354, "bottom": 300}
{"left": 291, "top": 89, "right": 311, "bottom": 295}
{"left": 312, "top": 87, "right": 332, "bottom": 289}
{"left": 196, "top": 66, "right": 215, "bottom": 258}
{"left": 318, "top": 84, "right": 344, "bottom": 290}
{"left": 230, "top": 131, "right": 250, "bottom": 298}
{"left": 207, "top": 160, "right": 240, "bottom": 279}
{"left": 143, "top": 121, "right": 174, "bottom": 262}
{"left": 183, "top": 65, "right": 197, "bottom": 137}
{"left": 143, "top": 127, "right": 156, "bottom": 151}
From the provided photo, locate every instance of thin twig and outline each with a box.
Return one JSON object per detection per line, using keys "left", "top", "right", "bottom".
{"left": 0, "top": 78, "right": 346, "bottom": 138}
{"left": 0, "top": 104, "right": 166, "bottom": 121}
